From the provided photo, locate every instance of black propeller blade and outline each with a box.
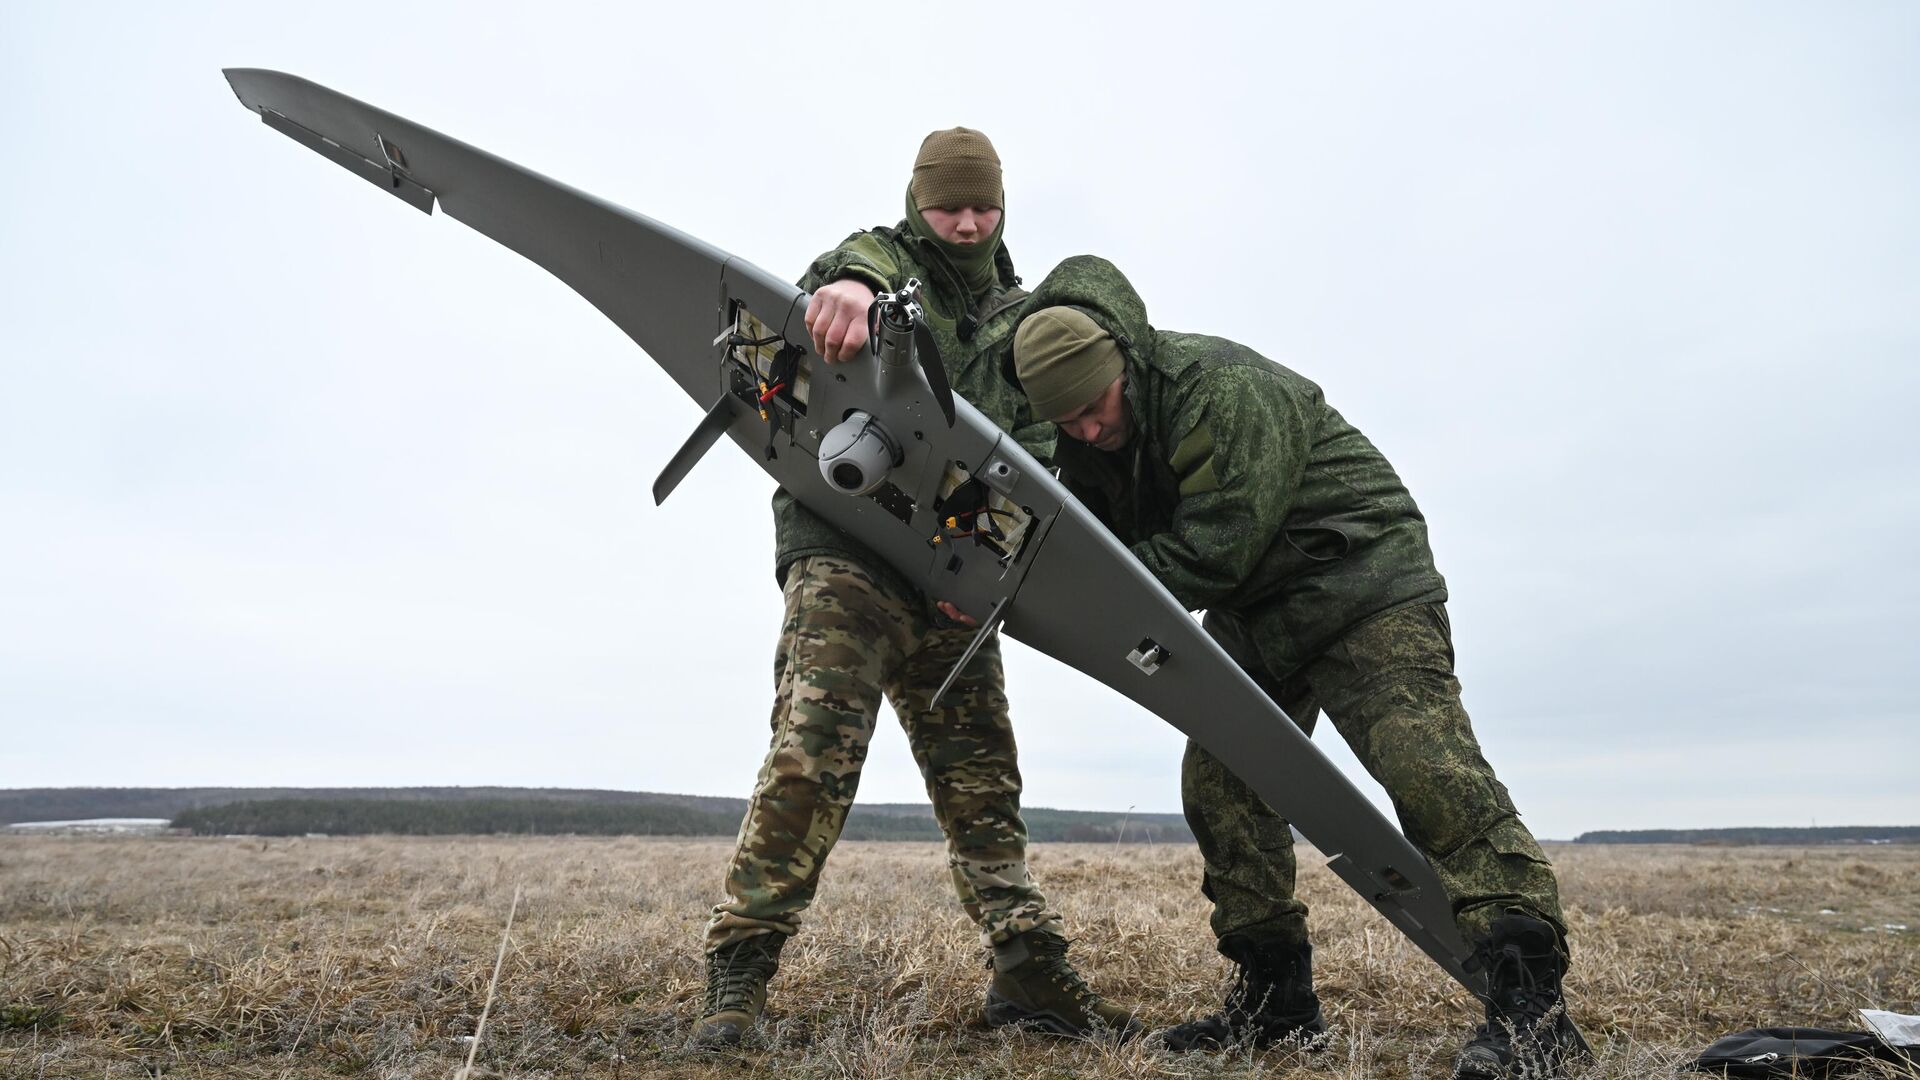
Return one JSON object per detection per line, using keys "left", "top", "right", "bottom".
{"left": 913, "top": 319, "right": 957, "bottom": 427}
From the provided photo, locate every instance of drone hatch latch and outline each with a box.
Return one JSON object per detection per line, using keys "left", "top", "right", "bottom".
{"left": 1127, "top": 638, "right": 1169, "bottom": 675}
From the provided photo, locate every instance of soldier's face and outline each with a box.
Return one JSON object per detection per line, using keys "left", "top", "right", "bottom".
{"left": 1051, "top": 375, "right": 1132, "bottom": 452}
{"left": 921, "top": 205, "right": 1002, "bottom": 245}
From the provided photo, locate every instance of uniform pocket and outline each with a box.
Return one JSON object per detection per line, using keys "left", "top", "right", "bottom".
{"left": 1422, "top": 603, "right": 1457, "bottom": 668}
{"left": 1482, "top": 815, "right": 1552, "bottom": 867}
{"left": 1283, "top": 524, "right": 1351, "bottom": 562}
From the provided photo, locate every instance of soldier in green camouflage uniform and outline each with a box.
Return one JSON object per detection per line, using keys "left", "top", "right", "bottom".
{"left": 1010, "top": 256, "right": 1587, "bottom": 1076}
{"left": 694, "top": 133, "right": 1135, "bottom": 1048}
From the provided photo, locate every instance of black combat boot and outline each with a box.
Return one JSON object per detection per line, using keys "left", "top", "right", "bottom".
{"left": 689, "top": 932, "right": 786, "bottom": 1049}
{"left": 1454, "top": 913, "right": 1591, "bottom": 1079}
{"left": 985, "top": 927, "right": 1143, "bottom": 1040}
{"left": 1155, "top": 936, "right": 1326, "bottom": 1052}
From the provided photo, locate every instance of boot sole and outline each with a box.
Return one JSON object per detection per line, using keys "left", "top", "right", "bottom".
{"left": 984, "top": 992, "right": 1139, "bottom": 1040}
{"left": 688, "top": 1015, "right": 753, "bottom": 1051}
{"left": 984, "top": 993, "right": 1084, "bottom": 1037}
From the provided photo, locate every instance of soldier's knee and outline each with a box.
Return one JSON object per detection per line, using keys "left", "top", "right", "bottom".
{"left": 758, "top": 753, "right": 863, "bottom": 805}
{"left": 1181, "top": 739, "right": 1250, "bottom": 799}
{"left": 1368, "top": 746, "right": 1519, "bottom": 859}
{"left": 1364, "top": 709, "right": 1502, "bottom": 813}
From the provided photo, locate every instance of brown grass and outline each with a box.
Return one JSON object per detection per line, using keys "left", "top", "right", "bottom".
{"left": 1, "top": 836, "right": 1916, "bottom": 1078}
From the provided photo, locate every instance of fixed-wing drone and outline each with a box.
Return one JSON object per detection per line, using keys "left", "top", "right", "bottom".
{"left": 222, "top": 68, "right": 1485, "bottom": 994}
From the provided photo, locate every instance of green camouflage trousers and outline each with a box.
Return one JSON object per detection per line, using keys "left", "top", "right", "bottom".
{"left": 1184, "top": 602, "right": 1566, "bottom": 952}
{"left": 705, "top": 555, "right": 1058, "bottom": 951}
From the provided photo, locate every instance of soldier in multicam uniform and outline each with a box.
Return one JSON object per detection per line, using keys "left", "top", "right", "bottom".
{"left": 692, "top": 133, "right": 1136, "bottom": 1047}
{"left": 1006, "top": 256, "right": 1591, "bottom": 1078}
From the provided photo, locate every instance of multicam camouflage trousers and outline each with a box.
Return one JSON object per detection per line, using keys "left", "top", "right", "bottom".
{"left": 705, "top": 555, "right": 1059, "bottom": 952}
{"left": 1185, "top": 602, "right": 1567, "bottom": 953}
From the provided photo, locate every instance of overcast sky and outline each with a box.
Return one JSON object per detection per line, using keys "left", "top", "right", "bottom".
{"left": 3, "top": 2, "right": 1915, "bottom": 840}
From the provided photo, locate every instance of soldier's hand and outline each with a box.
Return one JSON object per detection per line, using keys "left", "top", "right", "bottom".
{"left": 935, "top": 601, "right": 979, "bottom": 627}
{"left": 806, "top": 278, "right": 877, "bottom": 363}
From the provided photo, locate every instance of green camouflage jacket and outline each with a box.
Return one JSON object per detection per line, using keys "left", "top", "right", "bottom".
{"left": 1030, "top": 256, "right": 1448, "bottom": 677}
{"left": 774, "top": 222, "right": 1055, "bottom": 601}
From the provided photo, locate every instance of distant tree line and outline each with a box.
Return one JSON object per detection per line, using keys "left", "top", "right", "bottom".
{"left": 0, "top": 786, "right": 745, "bottom": 824}
{"left": 1573, "top": 826, "right": 1920, "bottom": 845}
{"left": 10, "top": 787, "right": 1193, "bottom": 842}
{"left": 169, "top": 797, "right": 1196, "bottom": 843}
{"left": 173, "top": 798, "right": 750, "bottom": 838}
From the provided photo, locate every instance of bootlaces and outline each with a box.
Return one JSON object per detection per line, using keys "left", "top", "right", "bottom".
{"left": 1470, "top": 942, "right": 1563, "bottom": 1047}
{"left": 1224, "top": 965, "right": 1267, "bottom": 1019}
{"left": 1027, "top": 936, "right": 1096, "bottom": 1004}
{"left": 1226, "top": 946, "right": 1304, "bottom": 1020}
{"left": 1495, "top": 945, "right": 1557, "bottom": 1017}
{"left": 705, "top": 940, "right": 779, "bottom": 1014}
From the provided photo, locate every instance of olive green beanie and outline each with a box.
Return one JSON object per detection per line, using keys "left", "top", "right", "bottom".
{"left": 1014, "top": 307, "right": 1124, "bottom": 420}
{"left": 911, "top": 127, "right": 1003, "bottom": 211}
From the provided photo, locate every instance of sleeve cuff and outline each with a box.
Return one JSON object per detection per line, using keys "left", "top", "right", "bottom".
{"left": 831, "top": 264, "right": 891, "bottom": 293}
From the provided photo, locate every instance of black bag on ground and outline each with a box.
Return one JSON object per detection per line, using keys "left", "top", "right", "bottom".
{"left": 1687, "top": 1026, "right": 1904, "bottom": 1077}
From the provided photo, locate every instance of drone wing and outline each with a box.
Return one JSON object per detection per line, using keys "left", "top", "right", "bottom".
{"left": 224, "top": 68, "right": 1482, "bottom": 992}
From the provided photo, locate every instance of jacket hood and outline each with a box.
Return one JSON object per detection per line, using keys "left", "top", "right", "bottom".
{"left": 1019, "top": 255, "right": 1200, "bottom": 449}
{"left": 1022, "top": 255, "right": 1154, "bottom": 365}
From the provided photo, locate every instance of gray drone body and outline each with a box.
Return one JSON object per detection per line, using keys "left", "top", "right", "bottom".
{"left": 222, "top": 68, "right": 1485, "bottom": 993}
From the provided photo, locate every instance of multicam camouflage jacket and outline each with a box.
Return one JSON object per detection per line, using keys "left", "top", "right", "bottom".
{"left": 773, "top": 219, "right": 1055, "bottom": 600}
{"left": 1029, "top": 256, "right": 1449, "bottom": 677}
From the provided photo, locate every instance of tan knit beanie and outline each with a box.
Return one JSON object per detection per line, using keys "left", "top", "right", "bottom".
{"left": 911, "top": 127, "right": 1003, "bottom": 210}
{"left": 1014, "top": 307, "right": 1124, "bottom": 420}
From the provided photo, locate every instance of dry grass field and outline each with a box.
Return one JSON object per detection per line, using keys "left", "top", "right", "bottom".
{"left": 2, "top": 835, "right": 1916, "bottom": 1079}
